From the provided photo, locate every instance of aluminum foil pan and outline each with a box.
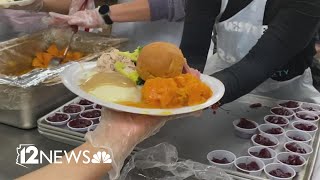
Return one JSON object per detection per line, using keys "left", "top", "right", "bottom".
{"left": 0, "top": 28, "right": 127, "bottom": 88}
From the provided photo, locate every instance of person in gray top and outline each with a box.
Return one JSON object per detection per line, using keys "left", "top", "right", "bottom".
{"left": 46, "top": 0, "right": 184, "bottom": 26}
{"left": 148, "top": 0, "right": 185, "bottom": 22}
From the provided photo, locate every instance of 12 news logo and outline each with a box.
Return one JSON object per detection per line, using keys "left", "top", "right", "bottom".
{"left": 16, "top": 144, "right": 112, "bottom": 168}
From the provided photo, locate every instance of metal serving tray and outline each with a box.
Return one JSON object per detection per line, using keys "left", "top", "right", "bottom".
{"left": 37, "top": 94, "right": 320, "bottom": 180}
{"left": 37, "top": 97, "right": 88, "bottom": 138}
{"left": 38, "top": 128, "right": 84, "bottom": 147}
{"left": 0, "top": 28, "right": 127, "bottom": 129}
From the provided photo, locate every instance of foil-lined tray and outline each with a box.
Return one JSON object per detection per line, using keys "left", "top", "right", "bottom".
{"left": 0, "top": 28, "right": 127, "bottom": 128}
{"left": 0, "top": 28, "right": 127, "bottom": 87}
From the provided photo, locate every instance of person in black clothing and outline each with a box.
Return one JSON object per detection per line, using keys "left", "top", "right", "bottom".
{"left": 181, "top": 0, "right": 320, "bottom": 104}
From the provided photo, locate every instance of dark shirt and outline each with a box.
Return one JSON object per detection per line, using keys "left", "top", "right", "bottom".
{"left": 180, "top": 0, "right": 320, "bottom": 104}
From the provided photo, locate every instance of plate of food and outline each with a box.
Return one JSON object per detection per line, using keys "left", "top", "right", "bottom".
{"left": 61, "top": 42, "right": 225, "bottom": 116}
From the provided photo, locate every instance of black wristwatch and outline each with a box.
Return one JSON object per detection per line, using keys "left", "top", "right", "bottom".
{"left": 98, "top": 5, "right": 113, "bottom": 25}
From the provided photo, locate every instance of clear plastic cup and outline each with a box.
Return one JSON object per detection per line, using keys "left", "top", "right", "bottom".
{"left": 251, "top": 134, "right": 279, "bottom": 149}
{"left": 74, "top": 98, "right": 94, "bottom": 110}
{"left": 276, "top": 152, "right": 306, "bottom": 173}
{"left": 294, "top": 111, "right": 319, "bottom": 124}
{"left": 264, "top": 115, "right": 289, "bottom": 128}
{"left": 93, "top": 104, "right": 103, "bottom": 110}
{"left": 258, "top": 124, "right": 285, "bottom": 141}
{"left": 67, "top": 118, "right": 93, "bottom": 132}
{"left": 264, "top": 163, "right": 296, "bottom": 180}
{"left": 233, "top": 119, "right": 258, "bottom": 139}
{"left": 270, "top": 107, "right": 295, "bottom": 120}
{"left": 285, "top": 130, "right": 312, "bottom": 145}
{"left": 277, "top": 100, "right": 302, "bottom": 112}
{"left": 234, "top": 156, "right": 265, "bottom": 176}
{"left": 292, "top": 121, "right": 318, "bottom": 137}
{"left": 248, "top": 146, "right": 276, "bottom": 165}
{"left": 300, "top": 102, "right": 320, "bottom": 115}
{"left": 45, "top": 112, "right": 71, "bottom": 126}
{"left": 61, "top": 104, "right": 85, "bottom": 119}
{"left": 284, "top": 141, "right": 313, "bottom": 160}
{"left": 80, "top": 109, "right": 101, "bottom": 124}
{"left": 206, "top": 150, "right": 236, "bottom": 169}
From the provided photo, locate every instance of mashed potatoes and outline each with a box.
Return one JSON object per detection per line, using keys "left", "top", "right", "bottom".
{"left": 80, "top": 72, "right": 141, "bottom": 103}
{"left": 88, "top": 85, "right": 140, "bottom": 102}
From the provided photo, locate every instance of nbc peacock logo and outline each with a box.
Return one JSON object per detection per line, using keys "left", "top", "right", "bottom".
{"left": 91, "top": 151, "right": 112, "bottom": 164}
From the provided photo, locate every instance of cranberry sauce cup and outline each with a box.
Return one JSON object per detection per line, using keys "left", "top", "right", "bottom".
{"left": 45, "top": 112, "right": 71, "bottom": 126}
{"left": 206, "top": 150, "right": 236, "bottom": 169}
{"left": 276, "top": 152, "right": 306, "bottom": 173}
{"left": 292, "top": 121, "right": 318, "bottom": 137}
{"left": 258, "top": 124, "right": 285, "bottom": 141}
{"left": 264, "top": 163, "right": 296, "bottom": 180}
{"left": 284, "top": 141, "right": 313, "bottom": 160}
{"left": 251, "top": 134, "right": 279, "bottom": 149}
{"left": 80, "top": 109, "right": 102, "bottom": 124}
{"left": 61, "top": 104, "right": 85, "bottom": 119}
{"left": 233, "top": 118, "right": 259, "bottom": 139}
{"left": 74, "top": 99, "right": 94, "bottom": 110}
{"left": 264, "top": 115, "right": 289, "bottom": 128}
{"left": 67, "top": 118, "right": 93, "bottom": 132}
{"left": 285, "top": 130, "right": 312, "bottom": 144}
{"left": 294, "top": 111, "right": 319, "bottom": 124}
{"left": 277, "top": 100, "right": 302, "bottom": 111}
{"left": 234, "top": 156, "right": 265, "bottom": 176}
{"left": 248, "top": 146, "right": 276, "bottom": 165}
{"left": 270, "top": 107, "right": 295, "bottom": 120}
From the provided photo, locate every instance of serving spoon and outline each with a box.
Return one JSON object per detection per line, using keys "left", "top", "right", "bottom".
{"left": 48, "top": 0, "right": 88, "bottom": 68}
{"left": 48, "top": 26, "right": 78, "bottom": 67}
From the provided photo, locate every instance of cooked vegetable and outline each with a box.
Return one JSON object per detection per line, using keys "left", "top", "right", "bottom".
{"left": 32, "top": 44, "right": 84, "bottom": 68}
{"left": 114, "top": 61, "right": 140, "bottom": 84}
{"left": 118, "top": 46, "right": 142, "bottom": 62}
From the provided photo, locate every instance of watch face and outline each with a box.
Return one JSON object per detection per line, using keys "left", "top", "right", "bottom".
{"left": 99, "top": 5, "right": 109, "bottom": 15}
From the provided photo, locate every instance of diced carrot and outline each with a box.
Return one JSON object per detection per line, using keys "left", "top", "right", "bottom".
{"left": 59, "top": 48, "right": 67, "bottom": 57}
{"left": 46, "top": 44, "right": 60, "bottom": 56}
{"left": 31, "top": 44, "right": 84, "bottom": 69}
{"left": 32, "top": 58, "right": 43, "bottom": 67}
{"left": 35, "top": 52, "right": 44, "bottom": 62}
{"left": 42, "top": 53, "right": 53, "bottom": 66}
{"left": 72, "top": 52, "right": 84, "bottom": 60}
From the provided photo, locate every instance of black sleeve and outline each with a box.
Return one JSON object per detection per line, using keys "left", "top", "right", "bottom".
{"left": 180, "top": 0, "right": 221, "bottom": 71}
{"left": 213, "top": 6, "right": 320, "bottom": 104}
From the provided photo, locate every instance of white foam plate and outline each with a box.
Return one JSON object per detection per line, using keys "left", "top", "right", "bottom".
{"left": 61, "top": 62, "right": 225, "bottom": 116}
{"left": 0, "top": 0, "right": 35, "bottom": 8}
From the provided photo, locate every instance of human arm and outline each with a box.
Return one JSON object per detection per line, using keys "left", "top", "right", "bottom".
{"left": 47, "top": 0, "right": 186, "bottom": 28}
{"left": 109, "top": 0, "right": 151, "bottom": 22}
{"left": 213, "top": 1, "right": 320, "bottom": 104}
{"left": 102, "top": 0, "right": 185, "bottom": 22}
{"left": 18, "top": 108, "right": 178, "bottom": 180}
{"left": 180, "top": 0, "right": 221, "bottom": 71}
{"left": 42, "top": 0, "right": 72, "bottom": 14}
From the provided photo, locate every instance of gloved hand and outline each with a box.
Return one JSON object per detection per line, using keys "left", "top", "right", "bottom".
{"left": 48, "top": 8, "right": 105, "bottom": 28}
{"left": 85, "top": 108, "right": 200, "bottom": 180}
{"left": 183, "top": 60, "right": 201, "bottom": 79}
{"left": 69, "top": 0, "right": 95, "bottom": 15}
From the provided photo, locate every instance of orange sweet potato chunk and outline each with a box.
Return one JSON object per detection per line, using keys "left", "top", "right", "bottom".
{"left": 141, "top": 74, "right": 213, "bottom": 108}
{"left": 47, "top": 44, "right": 59, "bottom": 56}
{"left": 31, "top": 43, "right": 85, "bottom": 68}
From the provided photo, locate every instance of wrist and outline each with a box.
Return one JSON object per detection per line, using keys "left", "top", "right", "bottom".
{"left": 98, "top": 4, "right": 113, "bottom": 25}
